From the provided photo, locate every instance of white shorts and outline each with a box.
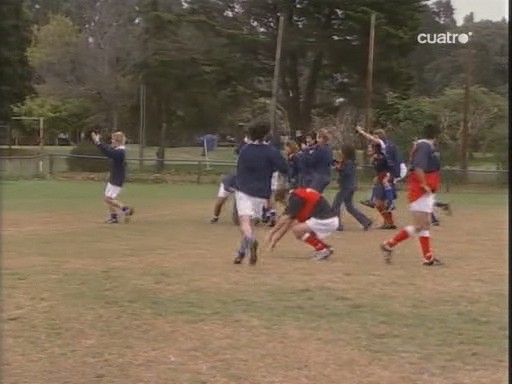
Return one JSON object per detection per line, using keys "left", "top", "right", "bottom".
{"left": 271, "top": 172, "right": 288, "bottom": 192}
{"left": 235, "top": 191, "right": 267, "bottom": 219}
{"left": 409, "top": 193, "right": 435, "bottom": 213}
{"left": 105, "top": 183, "right": 122, "bottom": 199}
{"left": 217, "top": 183, "right": 233, "bottom": 198}
{"left": 305, "top": 217, "right": 339, "bottom": 239}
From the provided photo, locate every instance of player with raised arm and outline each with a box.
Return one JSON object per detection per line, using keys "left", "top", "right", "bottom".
{"left": 91, "top": 131, "right": 134, "bottom": 224}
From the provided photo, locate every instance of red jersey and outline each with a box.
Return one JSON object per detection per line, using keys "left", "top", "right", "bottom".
{"left": 285, "top": 188, "right": 335, "bottom": 222}
{"left": 407, "top": 140, "right": 441, "bottom": 202}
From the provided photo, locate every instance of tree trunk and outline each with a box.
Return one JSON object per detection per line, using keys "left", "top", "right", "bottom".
{"left": 112, "top": 109, "right": 119, "bottom": 132}
{"left": 300, "top": 50, "right": 324, "bottom": 132}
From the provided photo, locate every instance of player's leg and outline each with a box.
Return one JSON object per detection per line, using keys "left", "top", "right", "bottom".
{"left": 381, "top": 194, "right": 440, "bottom": 265}
{"left": 266, "top": 172, "right": 280, "bottom": 226}
{"left": 211, "top": 197, "right": 228, "bottom": 223}
{"left": 234, "top": 192, "right": 261, "bottom": 265}
{"left": 375, "top": 199, "right": 396, "bottom": 229}
{"left": 343, "top": 190, "right": 372, "bottom": 230}
{"left": 104, "top": 183, "right": 128, "bottom": 223}
{"left": 331, "top": 189, "right": 345, "bottom": 231}
{"left": 435, "top": 200, "right": 453, "bottom": 215}
{"left": 360, "top": 178, "right": 378, "bottom": 208}
{"left": 413, "top": 195, "right": 440, "bottom": 265}
{"left": 266, "top": 194, "right": 277, "bottom": 227}
{"left": 211, "top": 183, "right": 231, "bottom": 223}
{"left": 431, "top": 211, "right": 440, "bottom": 226}
{"left": 292, "top": 217, "right": 338, "bottom": 260}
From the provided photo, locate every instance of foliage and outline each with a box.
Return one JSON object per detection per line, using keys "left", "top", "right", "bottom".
{"left": 12, "top": 95, "right": 92, "bottom": 137}
{"left": 6, "top": 0, "right": 509, "bottom": 169}
{"left": 66, "top": 142, "right": 110, "bottom": 172}
{"left": 0, "top": 0, "right": 33, "bottom": 121}
{"left": 375, "top": 86, "right": 507, "bottom": 167}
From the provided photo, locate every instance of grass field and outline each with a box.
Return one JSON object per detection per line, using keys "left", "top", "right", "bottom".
{"left": 2, "top": 180, "right": 508, "bottom": 384}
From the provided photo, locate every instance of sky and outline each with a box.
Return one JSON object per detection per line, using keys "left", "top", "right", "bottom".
{"left": 449, "top": 0, "right": 509, "bottom": 24}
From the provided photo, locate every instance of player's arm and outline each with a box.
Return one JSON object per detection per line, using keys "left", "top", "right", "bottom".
{"left": 91, "top": 132, "right": 117, "bottom": 159}
{"left": 267, "top": 195, "right": 302, "bottom": 249}
{"left": 356, "top": 126, "right": 381, "bottom": 145}
{"left": 267, "top": 214, "right": 294, "bottom": 249}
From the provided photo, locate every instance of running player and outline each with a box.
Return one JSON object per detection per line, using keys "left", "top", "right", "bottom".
{"left": 381, "top": 123, "right": 443, "bottom": 266}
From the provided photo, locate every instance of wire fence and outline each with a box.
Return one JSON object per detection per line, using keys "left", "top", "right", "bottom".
{"left": 0, "top": 153, "right": 508, "bottom": 193}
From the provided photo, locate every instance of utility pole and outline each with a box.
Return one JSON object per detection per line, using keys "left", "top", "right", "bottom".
{"left": 364, "top": 13, "right": 376, "bottom": 131}
{"left": 270, "top": 14, "right": 285, "bottom": 138}
{"left": 139, "top": 80, "right": 146, "bottom": 170}
{"left": 461, "top": 49, "right": 473, "bottom": 171}
{"left": 362, "top": 13, "right": 376, "bottom": 163}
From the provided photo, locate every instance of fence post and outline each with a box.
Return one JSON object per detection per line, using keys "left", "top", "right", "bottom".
{"left": 197, "top": 161, "right": 202, "bottom": 184}
{"left": 445, "top": 169, "right": 450, "bottom": 193}
{"left": 48, "top": 154, "right": 54, "bottom": 175}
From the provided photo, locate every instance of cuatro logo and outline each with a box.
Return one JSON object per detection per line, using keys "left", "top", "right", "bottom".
{"left": 417, "top": 32, "right": 473, "bottom": 44}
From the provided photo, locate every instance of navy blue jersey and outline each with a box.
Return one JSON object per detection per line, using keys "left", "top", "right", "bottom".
{"left": 337, "top": 160, "right": 357, "bottom": 191}
{"left": 236, "top": 143, "right": 288, "bottom": 199}
{"left": 303, "top": 144, "right": 333, "bottom": 178}
{"left": 296, "top": 148, "right": 310, "bottom": 179}
{"left": 372, "top": 153, "right": 389, "bottom": 175}
{"left": 411, "top": 140, "right": 440, "bottom": 173}
{"left": 287, "top": 154, "right": 300, "bottom": 184}
{"left": 383, "top": 139, "right": 403, "bottom": 178}
{"left": 97, "top": 143, "right": 126, "bottom": 187}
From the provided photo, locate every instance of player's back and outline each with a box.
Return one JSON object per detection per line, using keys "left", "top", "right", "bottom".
{"left": 237, "top": 143, "right": 287, "bottom": 199}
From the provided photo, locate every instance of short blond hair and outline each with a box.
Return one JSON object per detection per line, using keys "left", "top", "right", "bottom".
{"left": 111, "top": 131, "right": 126, "bottom": 146}
{"left": 317, "top": 128, "right": 330, "bottom": 143}
{"left": 285, "top": 140, "right": 299, "bottom": 154}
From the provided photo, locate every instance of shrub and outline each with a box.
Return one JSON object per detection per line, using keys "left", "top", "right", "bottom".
{"left": 66, "top": 142, "right": 110, "bottom": 172}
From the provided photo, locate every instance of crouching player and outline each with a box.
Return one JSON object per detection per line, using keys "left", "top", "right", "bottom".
{"left": 91, "top": 131, "right": 134, "bottom": 224}
{"left": 381, "top": 123, "right": 442, "bottom": 266}
{"left": 267, "top": 188, "right": 339, "bottom": 261}
{"left": 210, "top": 173, "right": 237, "bottom": 223}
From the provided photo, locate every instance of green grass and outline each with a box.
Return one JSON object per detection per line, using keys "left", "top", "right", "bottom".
{"left": 2, "top": 180, "right": 508, "bottom": 384}
{"left": 2, "top": 179, "right": 507, "bottom": 211}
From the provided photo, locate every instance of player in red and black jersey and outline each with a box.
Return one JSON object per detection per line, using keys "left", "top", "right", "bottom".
{"left": 381, "top": 123, "right": 443, "bottom": 266}
{"left": 267, "top": 188, "right": 339, "bottom": 260}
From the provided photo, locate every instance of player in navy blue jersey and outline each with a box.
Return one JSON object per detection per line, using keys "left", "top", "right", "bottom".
{"left": 91, "top": 131, "right": 134, "bottom": 224}
{"left": 234, "top": 120, "right": 288, "bottom": 265}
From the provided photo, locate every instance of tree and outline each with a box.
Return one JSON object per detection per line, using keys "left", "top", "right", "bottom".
{"left": 190, "top": 0, "right": 426, "bottom": 135}
{"left": 462, "top": 12, "right": 474, "bottom": 25}
{"left": 431, "top": 0, "right": 456, "bottom": 28}
{"left": 137, "top": 0, "right": 258, "bottom": 146}
{"left": 418, "top": 20, "right": 509, "bottom": 96}
{"left": 12, "top": 95, "right": 92, "bottom": 143}
{"left": 28, "top": 2, "right": 141, "bottom": 133}
{"left": 0, "top": 0, "right": 33, "bottom": 122}
{"left": 423, "top": 86, "right": 507, "bottom": 168}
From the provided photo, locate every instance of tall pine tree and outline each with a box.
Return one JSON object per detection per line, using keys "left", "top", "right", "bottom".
{"left": 0, "top": 0, "right": 33, "bottom": 122}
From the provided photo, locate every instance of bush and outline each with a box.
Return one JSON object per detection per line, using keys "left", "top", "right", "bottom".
{"left": 66, "top": 142, "right": 110, "bottom": 172}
